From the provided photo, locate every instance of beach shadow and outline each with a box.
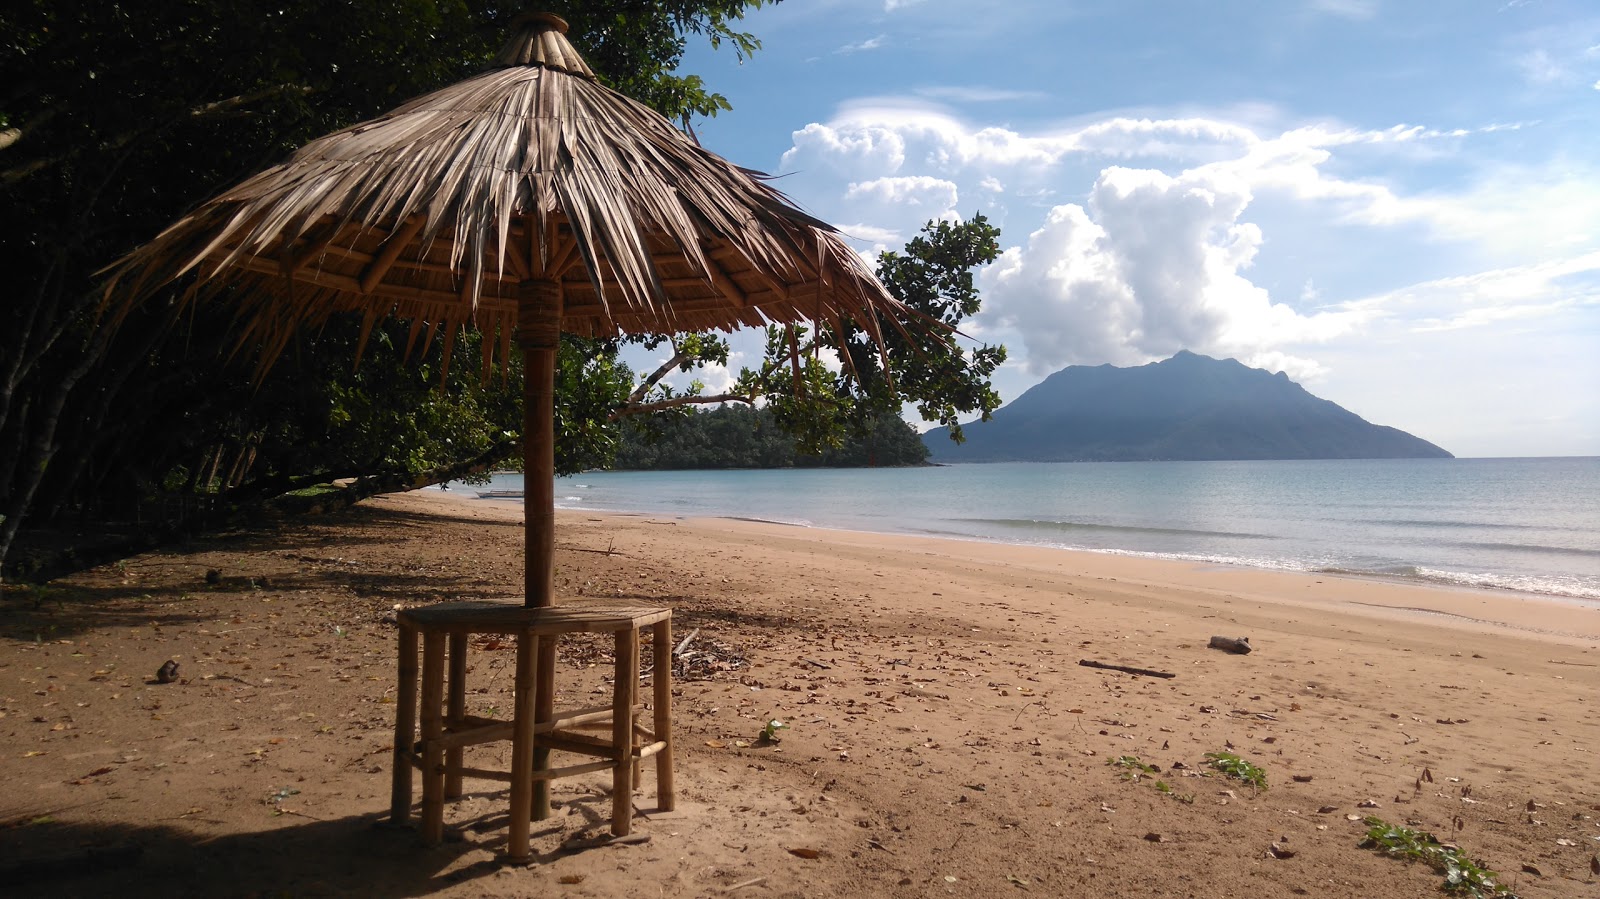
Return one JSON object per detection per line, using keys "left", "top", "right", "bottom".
{"left": 0, "top": 807, "right": 553, "bottom": 898}
{"left": 0, "top": 582, "right": 218, "bottom": 642}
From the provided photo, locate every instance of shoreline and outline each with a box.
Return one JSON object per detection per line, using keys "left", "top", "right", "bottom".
{"left": 424, "top": 488, "right": 1600, "bottom": 646}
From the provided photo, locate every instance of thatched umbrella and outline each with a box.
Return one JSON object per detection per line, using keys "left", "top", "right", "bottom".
{"left": 104, "top": 10, "right": 905, "bottom": 840}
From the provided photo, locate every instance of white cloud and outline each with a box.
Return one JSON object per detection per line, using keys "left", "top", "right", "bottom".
{"left": 915, "top": 85, "right": 1050, "bottom": 104}
{"left": 836, "top": 35, "right": 886, "bottom": 54}
{"left": 844, "top": 175, "right": 959, "bottom": 211}
{"left": 884, "top": 0, "right": 927, "bottom": 10}
{"left": 977, "top": 166, "right": 1370, "bottom": 375}
{"left": 1311, "top": 0, "right": 1378, "bottom": 19}
{"left": 835, "top": 222, "right": 904, "bottom": 252}
{"left": 778, "top": 99, "right": 1598, "bottom": 434}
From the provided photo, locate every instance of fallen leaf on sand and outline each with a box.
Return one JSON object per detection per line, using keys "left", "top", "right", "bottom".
{"left": 559, "top": 874, "right": 585, "bottom": 884}
{"left": 788, "top": 847, "right": 821, "bottom": 859}
{"left": 704, "top": 740, "right": 725, "bottom": 748}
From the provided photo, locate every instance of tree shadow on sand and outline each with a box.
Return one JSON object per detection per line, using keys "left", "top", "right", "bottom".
{"left": 1, "top": 790, "right": 634, "bottom": 899}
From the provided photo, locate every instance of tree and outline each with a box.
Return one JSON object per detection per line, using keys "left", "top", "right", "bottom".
{"left": 0, "top": 1, "right": 771, "bottom": 577}
{"left": 613, "top": 214, "right": 1008, "bottom": 453}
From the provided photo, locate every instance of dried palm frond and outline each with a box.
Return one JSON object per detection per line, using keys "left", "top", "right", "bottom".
{"left": 102, "top": 12, "right": 903, "bottom": 377}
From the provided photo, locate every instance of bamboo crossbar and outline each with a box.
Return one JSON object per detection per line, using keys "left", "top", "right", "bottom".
{"left": 433, "top": 704, "right": 645, "bottom": 751}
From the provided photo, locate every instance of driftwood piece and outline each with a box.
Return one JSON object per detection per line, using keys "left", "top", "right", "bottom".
{"left": 1078, "top": 659, "right": 1176, "bottom": 679}
{"left": 560, "top": 831, "right": 652, "bottom": 852}
{"left": 673, "top": 628, "right": 699, "bottom": 657}
{"left": 1208, "top": 636, "right": 1252, "bottom": 655}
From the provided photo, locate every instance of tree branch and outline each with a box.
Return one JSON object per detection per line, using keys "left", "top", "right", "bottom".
{"left": 610, "top": 393, "right": 753, "bottom": 421}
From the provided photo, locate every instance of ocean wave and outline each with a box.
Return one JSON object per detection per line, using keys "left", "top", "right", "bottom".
{"left": 1450, "top": 541, "right": 1600, "bottom": 559}
{"left": 722, "top": 515, "right": 813, "bottom": 528}
{"left": 1312, "top": 564, "right": 1600, "bottom": 603}
{"left": 957, "top": 517, "right": 1273, "bottom": 541}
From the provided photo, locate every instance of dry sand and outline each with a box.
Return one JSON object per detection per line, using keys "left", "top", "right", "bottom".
{"left": 2, "top": 488, "right": 1598, "bottom": 898}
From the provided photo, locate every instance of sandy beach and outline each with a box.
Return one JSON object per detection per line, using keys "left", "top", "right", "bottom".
{"left": 2, "top": 488, "right": 1597, "bottom": 897}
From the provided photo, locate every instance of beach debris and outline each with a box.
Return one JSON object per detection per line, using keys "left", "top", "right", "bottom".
{"left": 560, "top": 831, "right": 650, "bottom": 852}
{"left": 1207, "top": 636, "right": 1252, "bottom": 655}
{"left": 721, "top": 877, "right": 769, "bottom": 894}
{"left": 1590, "top": 854, "right": 1599, "bottom": 876}
{"left": 673, "top": 628, "right": 698, "bottom": 656}
{"left": 1077, "top": 659, "right": 1176, "bottom": 679}
{"left": 1143, "top": 832, "right": 1165, "bottom": 843}
{"left": 1268, "top": 842, "right": 1296, "bottom": 859}
{"left": 1292, "top": 774, "right": 1314, "bottom": 783}
{"left": 1520, "top": 863, "right": 1543, "bottom": 877}
{"left": 787, "top": 847, "right": 821, "bottom": 859}
{"left": 800, "top": 657, "right": 831, "bottom": 670}
{"left": 155, "top": 660, "right": 179, "bottom": 684}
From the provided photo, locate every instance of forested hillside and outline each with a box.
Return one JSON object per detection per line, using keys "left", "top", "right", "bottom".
{"left": 614, "top": 406, "right": 929, "bottom": 469}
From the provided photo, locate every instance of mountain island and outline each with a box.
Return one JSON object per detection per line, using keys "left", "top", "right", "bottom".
{"left": 924, "top": 352, "right": 1451, "bottom": 462}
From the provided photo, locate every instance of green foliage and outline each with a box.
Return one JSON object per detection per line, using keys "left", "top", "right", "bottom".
{"left": 1203, "top": 751, "right": 1267, "bottom": 790}
{"left": 757, "top": 718, "right": 786, "bottom": 743}
{"left": 661, "top": 214, "right": 1007, "bottom": 459}
{"left": 1360, "top": 818, "right": 1518, "bottom": 898}
{"left": 613, "top": 404, "right": 930, "bottom": 470}
{"left": 0, "top": 1, "right": 774, "bottom": 571}
{"left": 1109, "top": 755, "right": 1161, "bottom": 782}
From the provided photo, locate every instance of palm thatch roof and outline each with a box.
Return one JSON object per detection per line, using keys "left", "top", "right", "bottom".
{"left": 102, "top": 12, "right": 904, "bottom": 376}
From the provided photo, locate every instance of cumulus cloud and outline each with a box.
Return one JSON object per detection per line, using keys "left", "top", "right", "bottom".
{"left": 779, "top": 98, "right": 1595, "bottom": 393}
{"left": 844, "top": 175, "right": 959, "bottom": 211}
{"left": 978, "top": 166, "right": 1370, "bottom": 374}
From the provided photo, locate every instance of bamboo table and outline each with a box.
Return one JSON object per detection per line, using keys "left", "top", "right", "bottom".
{"left": 389, "top": 598, "right": 675, "bottom": 861}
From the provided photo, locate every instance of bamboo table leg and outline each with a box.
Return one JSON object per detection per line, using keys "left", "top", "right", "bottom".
{"left": 532, "top": 634, "right": 557, "bottom": 821}
{"left": 390, "top": 624, "right": 419, "bottom": 825}
{"left": 611, "top": 629, "right": 638, "bottom": 836}
{"left": 652, "top": 618, "right": 675, "bottom": 811}
{"left": 420, "top": 631, "right": 446, "bottom": 845}
{"left": 445, "top": 632, "right": 467, "bottom": 799}
{"left": 506, "top": 632, "right": 539, "bottom": 862}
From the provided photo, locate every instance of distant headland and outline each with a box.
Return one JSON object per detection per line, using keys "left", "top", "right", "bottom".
{"left": 924, "top": 351, "right": 1452, "bottom": 462}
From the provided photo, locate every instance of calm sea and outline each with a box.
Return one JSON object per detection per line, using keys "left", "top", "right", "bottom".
{"left": 464, "top": 458, "right": 1600, "bottom": 604}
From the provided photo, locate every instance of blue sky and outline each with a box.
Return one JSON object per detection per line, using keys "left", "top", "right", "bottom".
{"left": 658, "top": 0, "right": 1600, "bottom": 458}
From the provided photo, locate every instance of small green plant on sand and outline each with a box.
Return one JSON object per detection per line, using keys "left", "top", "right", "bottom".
{"left": 757, "top": 719, "right": 787, "bottom": 744}
{"left": 1109, "top": 755, "right": 1160, "bottom": 782}
{"left": 1153, "top": 780, "right": 1195, "bottom": 804}
{"left": 1204, "top": 751, "right": 1267, "bottom": 790}
{"left": 1360, "top": 817, "right": 1518, "bottom": 898}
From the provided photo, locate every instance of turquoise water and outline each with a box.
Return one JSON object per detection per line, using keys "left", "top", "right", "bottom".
{"left": 468, "top": 458, "right": 1600, "bottom": 603}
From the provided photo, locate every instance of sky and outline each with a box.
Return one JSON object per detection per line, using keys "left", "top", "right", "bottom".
{"left": 657, "top": 0, "right": 1600, "bottom": 458}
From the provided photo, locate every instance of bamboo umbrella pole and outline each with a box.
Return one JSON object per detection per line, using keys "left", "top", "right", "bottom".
{"left": 515, "top": 277, "right": 562, "bottom": 820}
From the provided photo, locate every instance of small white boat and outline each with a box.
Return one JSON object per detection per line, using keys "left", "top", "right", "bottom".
{"left": 475, "top": 489, "right": 524, "bottom": 500}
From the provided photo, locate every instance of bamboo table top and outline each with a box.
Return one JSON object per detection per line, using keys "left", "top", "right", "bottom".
{"left": 397, "top": 597, "right": 671, "bottom": 635}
